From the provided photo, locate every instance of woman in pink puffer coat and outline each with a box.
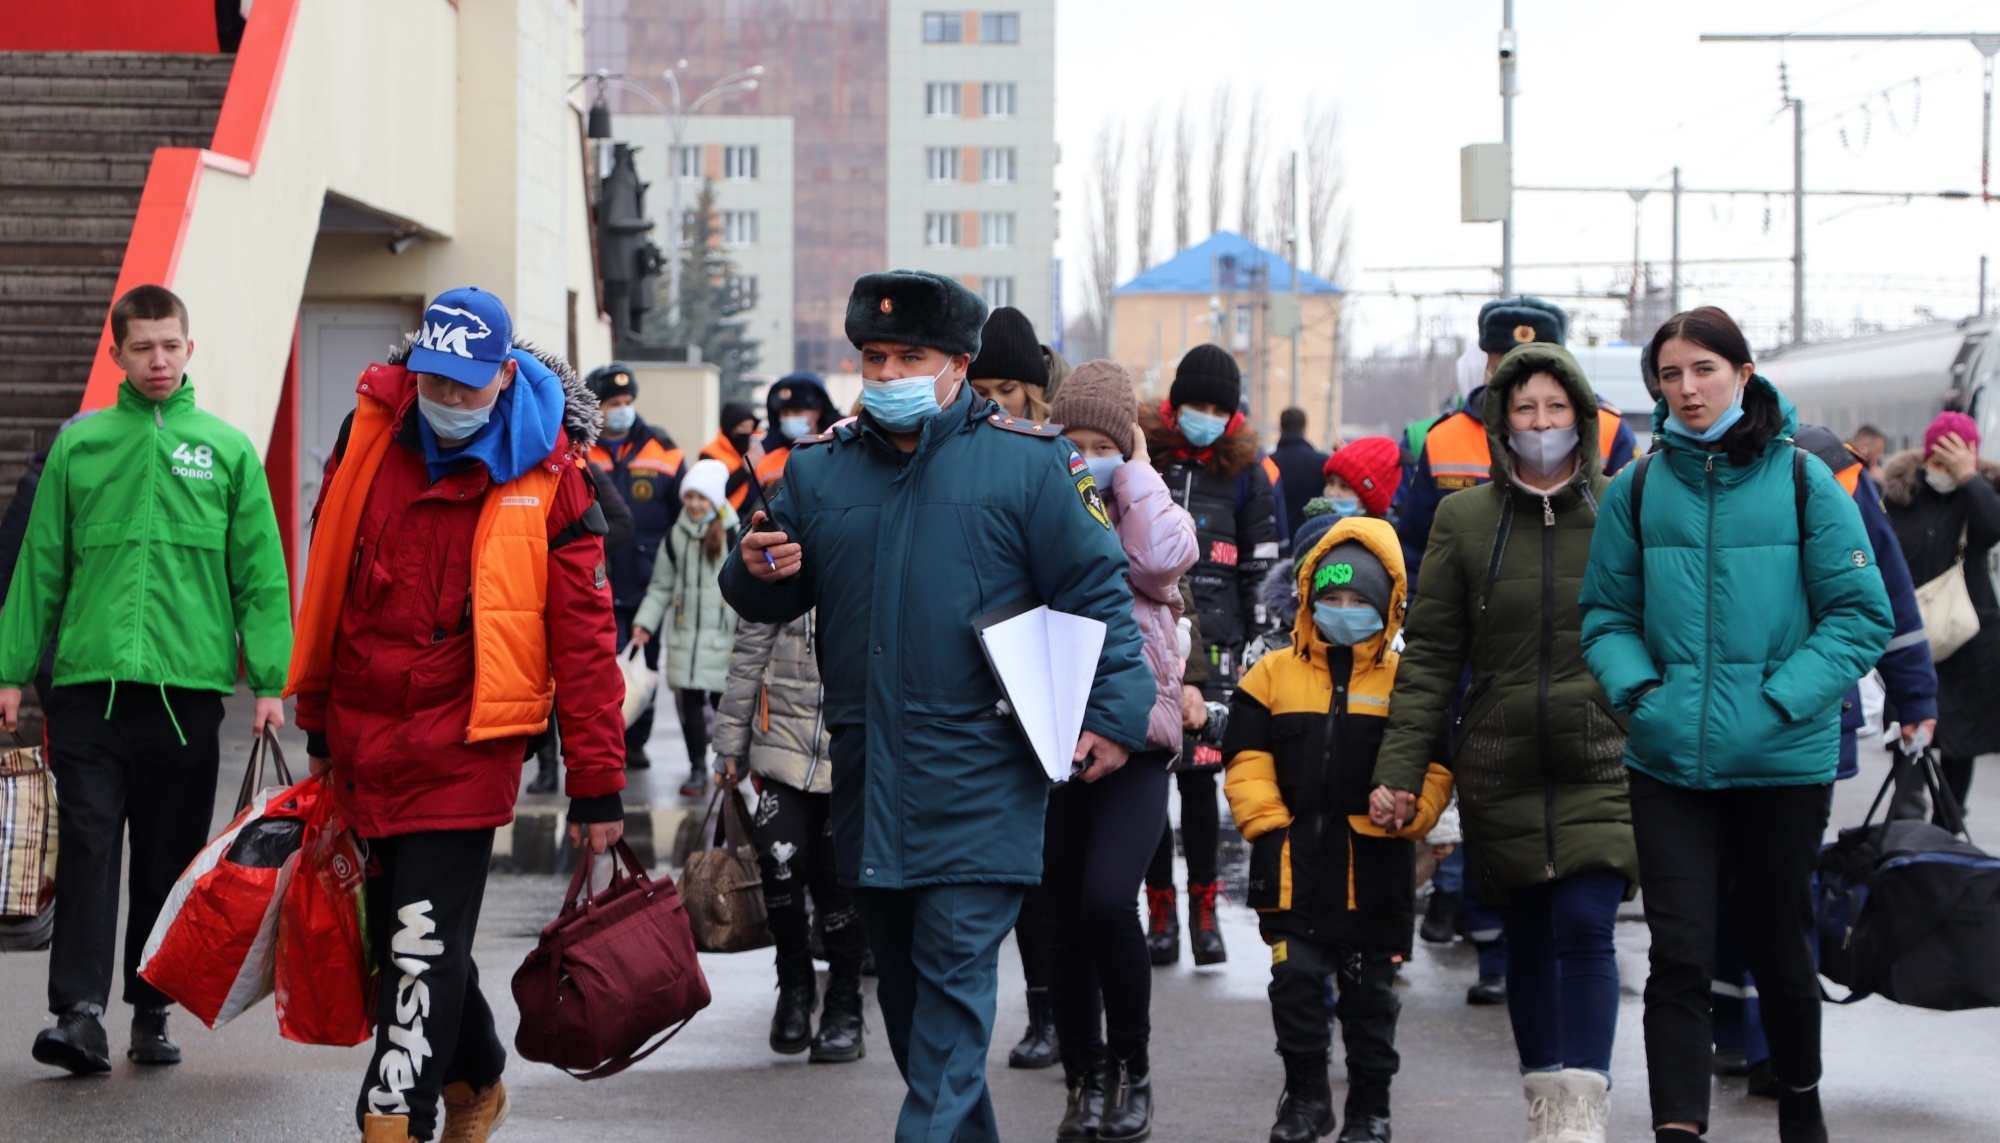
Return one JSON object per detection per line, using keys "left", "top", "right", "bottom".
{"left": 1036, "top": 360, "right": 1199, "bottom": 1141}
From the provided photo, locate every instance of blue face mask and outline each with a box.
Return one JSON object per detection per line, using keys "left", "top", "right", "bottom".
{"left": 417, "top": 392, "right": 494, "bottom": 443}
{"left": 602, "top": 404, "right": 636, "bottom": 434}
{"left": 1082, "top": 453, "right": 1125, "bottom": 488}
{"left": 780, "top": 414, "right": 814, "bottom": 440}
{"left": 1313, "top": 602, "right": 1384, "bottom": 647}
{"left": 1328, "top": 497, "right": 1362, "bottom": 518}
{"left": 689, "top": 506, "right": 718, "bottom": 525}
{"left": 1178, "top": 407, "right": 1230, "bottom": 447}
{"left": 862, "top": 361, "right": 956, "bottom": 432}
{"left": 1664, "top": 384, "right": 1746, "bottom": 443}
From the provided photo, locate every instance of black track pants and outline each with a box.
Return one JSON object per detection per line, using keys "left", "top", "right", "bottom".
{"left": 1265, "top": 928, "right": 1402, "bottom": 1086}
{"left": 752, "top": 779, "right": 868, "bottom": 974}
{"left": 1145, "top": 767, "right": 1220, "bottom": 888}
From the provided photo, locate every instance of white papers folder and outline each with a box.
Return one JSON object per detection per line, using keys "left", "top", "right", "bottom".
{"left": 973, "top": 602, "right": 1107, "bottom": 783}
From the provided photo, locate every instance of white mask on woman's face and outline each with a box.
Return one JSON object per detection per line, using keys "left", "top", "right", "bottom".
{"left": 1925, "top": 466, "right": 1963, "bottom": 494}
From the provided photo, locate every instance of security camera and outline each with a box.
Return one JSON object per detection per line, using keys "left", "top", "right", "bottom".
{"left": 387, "top": 230, "right": 422, "bottom": 256}
{"left": 1498, "top": 29, "right": 1516, "bottom": 61}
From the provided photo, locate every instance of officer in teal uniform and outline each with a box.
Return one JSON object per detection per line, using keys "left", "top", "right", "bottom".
{"left": 720, "top": 270, "right": 1153, "bottom": 1143}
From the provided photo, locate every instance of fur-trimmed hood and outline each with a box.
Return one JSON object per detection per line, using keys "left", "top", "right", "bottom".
{"left": 1881, "top": 448, "right": 2000, "bottom": 507}
{"left": 1139, "top": 401, "right": 1260, "bottom": 478}
{"left": 387, "top": 333, "right": 601, "bottom": 451}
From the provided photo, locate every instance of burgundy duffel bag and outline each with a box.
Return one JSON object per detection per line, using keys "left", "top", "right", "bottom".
{"left": 512, "top": 841, "right": 711, "bottom": 1079}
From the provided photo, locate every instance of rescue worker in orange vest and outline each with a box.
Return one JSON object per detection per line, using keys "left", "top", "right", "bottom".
{"left": 756, "top": 371, "right": 842, "bottom": 489}
{"left": 287, "top": 289, "right": 626, "bottom": 1143}
{"left": 584, "top": 361, "right": 683, "bottom": 771}
{"left": 1397, "top": 297, "right": 1636, "bottom": 586}
{"left": 702, "top": 401, "right": 765, "bottom": 514}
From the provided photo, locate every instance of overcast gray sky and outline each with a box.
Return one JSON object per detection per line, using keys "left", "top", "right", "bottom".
{"left": 1053, "top": 0, "right": 2000, "bottom": 355}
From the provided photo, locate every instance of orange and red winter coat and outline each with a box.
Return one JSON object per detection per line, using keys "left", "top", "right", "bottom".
{"left": 289, "top": 343, "right": 625, "bottom": 838}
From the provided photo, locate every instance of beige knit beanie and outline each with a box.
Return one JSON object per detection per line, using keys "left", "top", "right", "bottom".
{"left": 1049, "top": 359, "right": 1137, "bottom": 458}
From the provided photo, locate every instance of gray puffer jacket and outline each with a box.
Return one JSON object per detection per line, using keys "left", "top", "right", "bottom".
{"left": 710, "top": 611, "right": 831, "bottom": 794}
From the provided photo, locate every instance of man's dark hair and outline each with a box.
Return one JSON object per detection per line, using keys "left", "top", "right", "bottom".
{"left": 110, "top": 285, "right": 190, "bottom": 347}
{"left": 1279, "top": 407, "right": 1308, "bottom": 434}
{"left": 1850, "top": 424, "right": 1886, "bottom": 444}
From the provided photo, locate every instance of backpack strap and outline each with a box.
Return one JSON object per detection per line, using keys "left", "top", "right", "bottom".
{"left": 1793, "top": 446, "right": 1809, "bottom": 549}
{"left": 1629, "top": 452, "right": 1652, "bottom": 564}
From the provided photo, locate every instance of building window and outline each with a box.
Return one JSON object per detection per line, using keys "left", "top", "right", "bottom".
{"left": 1233, "top": 304, "right": 1253, "bottom": 350}
{"left": 670, "top": 145, "right": 701, "bottom": 180}
{"left": 980, "top": 82, "right": 1016, "bottom": 118}
{"left": 925, "top": 212, "right": 961, "bottom": 248}
{"left": 980, "top": 12, "right": 1019, "bottom": 43}
{"left": 923, "top": 12, "right": 963, "bottom": 42}
{"left": 981, "top": 276, "right": 1015, "bottom": 309}
{"left": 722, "top": 210, "right": 759, "bottom": 247}
{"left": 722, "top": 145, "right": 758, "bottom": 181}
{"left": 980, "top": 212, "right": 1015, "bottom": 248}
{"left": 925, "top": 147, "right": 961, "bottom": 183}
{"left": 980, "top": 147, "right": 1016, "bottom": 183}
{"left": 925, "top": 82, "right": 962, "bottom": 118}
{"left": 724, "top": 275, "right": 760, "bottom": 311}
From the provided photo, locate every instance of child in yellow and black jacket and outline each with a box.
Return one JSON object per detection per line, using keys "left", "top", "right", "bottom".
{"left": 1222, "top": 517, "right": 1452, "bottom": 1143}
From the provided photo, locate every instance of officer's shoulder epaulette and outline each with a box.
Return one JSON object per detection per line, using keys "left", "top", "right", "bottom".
{"left": 984, "top": 412, "right": 1066, "bottom": 438}
{"left": 1594, "top": 394, "right": 1623, "bottom": 416}
{"left": 794, "top": 416, "right": 859, "bottom": 448}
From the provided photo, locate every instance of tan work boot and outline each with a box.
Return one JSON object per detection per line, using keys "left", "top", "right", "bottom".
{"left": 362, "top": 1114, "right": 419, "bottom": 1143}
{"left": 440, "top": 1079, "right": 511, "bottom": 1143}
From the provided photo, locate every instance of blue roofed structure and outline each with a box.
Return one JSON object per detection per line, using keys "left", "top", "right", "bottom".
{"left": 1114, "top": 231, "right": 1340, "bottom": 296}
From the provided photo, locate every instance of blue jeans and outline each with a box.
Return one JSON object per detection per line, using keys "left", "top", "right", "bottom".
{"left": 1449, "top": 848, "right": 1510, "bottom": 977}
{"left": 854, "top": 883, "right": 1025, "bottom": 1143}
{"left": 1501, "top": 870, "right": 1626, "bottom": 1075}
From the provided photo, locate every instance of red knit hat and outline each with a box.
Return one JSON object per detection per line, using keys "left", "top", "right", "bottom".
{"left": 1323, "top": 435, "right": 1403, "bottom": 517}
{"left": 1925, "top": 410, "right": 1980, "bottom": 457}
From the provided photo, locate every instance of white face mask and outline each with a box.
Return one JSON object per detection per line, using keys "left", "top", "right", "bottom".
{"left": 1509, "top": 425, "right": 1579, "bottom": 481}
{"left": 1925, "top": 466, "right": 1963, "bottom": 494}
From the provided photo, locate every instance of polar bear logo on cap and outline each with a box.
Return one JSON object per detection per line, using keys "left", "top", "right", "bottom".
{"left": 418, "top": 305, "right": 495, "bottom": 359}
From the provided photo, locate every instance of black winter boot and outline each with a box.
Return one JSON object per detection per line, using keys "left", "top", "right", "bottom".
{"left": 1057, "top": 1047, "right": 1106, "bottom": 1141}
{"left": 679, "top": 767, "right": 710, "bottom": 799}
{"left": 32, "top": 1003, "right": 111, "bottom": 1075}
{"left": 1099, "top": 1040, "right": 1154, "bottom": 1142}
{"left": 1188, "top": 880, "right": 1227, "bottom": 965}
{"left": 809, "top": 972, "right": 866, "bottom": 1063}
{"left": 769, "top": 954, "right": 817, "bottom": 1055}
{"left": 1418, "top": 891, "right": 1460, "bottom": 944}
{"left": 1777, "top": 1084, "right": 1829, "bottom": 1143}
{"left": 1269, "top": 1050, "right": 1335, "bottom": 1143}
{"left": 1465, "top": 974, "right": 1507, "bottom": 1005}
{"left": 1145, "top": 887, "right": 1179, "bottom": 966}
{"left": 1007, "top": 986, "right": 1059, "bottom": 1069}
{"left": 526, "top": 742, "right": 558, "bottom": 794}
{"left": 127, "top": 1006, "right": 181, "bottom": 1065}
{"left": 1336, "top": 1074, "right": 1391, "bottom": 1142}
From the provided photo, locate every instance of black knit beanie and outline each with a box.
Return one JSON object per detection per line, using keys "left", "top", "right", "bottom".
{"left": 1169, "top": 344, "right": 1242, "bottom": 411}
{"left": 967, "top": 306, "right": 1048, "bottom": 387}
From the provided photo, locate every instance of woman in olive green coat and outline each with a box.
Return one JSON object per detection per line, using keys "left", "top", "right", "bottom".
{"left": 1372, "top": 342, "right": 1636, "bottom": 1140}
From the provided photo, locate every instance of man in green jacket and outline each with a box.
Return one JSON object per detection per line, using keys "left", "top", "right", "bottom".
{"left": 0, "top": 285, "right": 293, "bottom": 1075}
{"left": 722, "top": 270, "right": 1152, "bottom": 1143}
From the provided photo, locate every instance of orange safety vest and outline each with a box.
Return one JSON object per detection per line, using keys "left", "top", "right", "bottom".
{"left": 754, "top": 445, "right": 790, "bottom": 487}
{"left": 588, "top": 434, "right": 684, "bottom": 503}
{"left": 1833, "top": 462, "right": 1860, "bottom": 497}
{"left": 1423, "top": 407, "right": 1625, "bottom": 491}
{"left": 700, "top": 433, "right": 754, "bottom": 510}
{"left": 1261, "top": 454, "right": 1281, "bottom": 489}
{"left": 285, "top": 387, "right": 567, "bottom": 743}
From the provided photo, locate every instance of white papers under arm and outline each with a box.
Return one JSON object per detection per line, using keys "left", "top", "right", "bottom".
{"left": 974, "top": 603, "right": 1108, "bottom": 783}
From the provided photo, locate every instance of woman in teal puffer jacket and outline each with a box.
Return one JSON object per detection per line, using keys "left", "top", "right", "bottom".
{"left": 1579, "top": 307, "right": 1892, "bottom": 1143}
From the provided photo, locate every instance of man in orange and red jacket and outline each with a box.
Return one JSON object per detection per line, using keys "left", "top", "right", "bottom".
{"left": 701, "top": 400, "right": 765, "bottom": 514}
{"left": 286, "top": 288, "right": 625, "bottom": 1143}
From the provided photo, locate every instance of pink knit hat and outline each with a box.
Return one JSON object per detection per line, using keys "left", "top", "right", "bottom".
{"left": 1925, "top": 411, "right": 1979, "bottom": 457}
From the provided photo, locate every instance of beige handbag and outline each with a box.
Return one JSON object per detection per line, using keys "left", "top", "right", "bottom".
{"left": 1916, "top": 526, "right": 1981, "bottom": 663}
{"left": 679, "top": 787, "right": 773, "bottom": 953}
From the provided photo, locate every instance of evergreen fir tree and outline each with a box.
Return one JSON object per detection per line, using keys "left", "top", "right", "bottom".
{"left": 644, "top": 179, "right": 761, "bottom": 401}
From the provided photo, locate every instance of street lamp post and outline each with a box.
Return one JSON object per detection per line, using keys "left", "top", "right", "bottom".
{"left": 660, "top": 62, "right": 765, "bottom": 329}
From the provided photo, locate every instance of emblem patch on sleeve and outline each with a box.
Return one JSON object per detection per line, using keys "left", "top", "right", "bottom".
{"left": 593, "top": 560, "right": 608, "bottom": 589}
{"left": 1076, "top": 474, "right": 1112, "bottom": 529}
{"left": 1850, "top": 549, "right": 1868, "bottom": 568}
{"left": 1068, "top": 450, "right": 1088, "bottom": 476}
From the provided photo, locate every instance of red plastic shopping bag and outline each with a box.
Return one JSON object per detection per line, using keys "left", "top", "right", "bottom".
{"left": 139, "top": 734, "right": 311, "bottom": 1029}
{"left": 273, "top": 781, "right": 374, "bottom": 1045}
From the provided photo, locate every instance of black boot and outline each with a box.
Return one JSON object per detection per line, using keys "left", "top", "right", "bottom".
{"left": 809, "top": 972, "right": 866, "bottom": 1063}
{"left": 1188, "top": 880, "right": 1227, "bottom": 965}
{"left": 1335, "top": 1075, "right": 1391, "bottom": 1143}
{"left": 32, "top": 1003, "right": 111, "bottom": 1075}
{"left": 1269, "top": 1051, "right": 1335, "bottom": 1143}
{"left": 127, "top": 1006, "right": 180, "bottom": 1066}
{"left": 1465, "top": 974, "right": 1506, "bottom": 1005}
{"left": 1418, "top": 891, "right": 1460, "bottom": 944}
{"left": 1777, "top": 1084, "right": 1829, "bottom": 1143}
{"left": 769, "top": 954, "right": 817, "bottom": 1055}
{"left": 1145, "top": 887, "right": 1179, "bottom": 967}
{"left": 1099, "top": 1040, "right": 1154, "bottom": 1143}
{"left": 1057, "top": 1047, "right": 1106, "bottom": 1141}
{"left": 679, "top": 767, "right": 710, "bottom": 799}
{"left": 1008, "top": 986, "right": 1059, "bottom": 1069}
{"left": 526, "top": 741, "right": 558, "bottom": 794}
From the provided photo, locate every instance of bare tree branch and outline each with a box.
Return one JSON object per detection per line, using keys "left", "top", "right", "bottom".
{"left": 1303, "top": 99, "right": 1349, "bottom": 282}
{"left": 1172, "top": 97, "right": 1192, "bottom": 253}
{"left": 1205, "top": 82, "right": 1233, "bottom": 238}
{"left": 1086, "top": 120, "right": 1127, "bottom": 355}
{"left": 1268, "top": 150, "right": 1296, "bottom": 258}
{"left": 1133, "top": 107, "right": 1161, "bottom": 272}
{"left": 1238, "top": 88, "right": 1266, "bottom": 239}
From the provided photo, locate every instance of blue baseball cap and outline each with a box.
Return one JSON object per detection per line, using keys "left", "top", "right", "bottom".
{"left": 407, "top": 287, "right": 514, "bottom": 387}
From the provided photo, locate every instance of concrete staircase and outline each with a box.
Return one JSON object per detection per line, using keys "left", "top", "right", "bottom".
{"left": 0, "top": 51, "right": 232, "bottom": 517}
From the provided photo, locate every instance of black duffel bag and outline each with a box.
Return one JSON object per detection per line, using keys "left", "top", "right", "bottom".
{"left": 1817, "top": 747, "right": 2000, "bottom": 1010}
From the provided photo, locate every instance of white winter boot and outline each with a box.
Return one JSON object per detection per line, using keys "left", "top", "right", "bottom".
{"left": 1552, "top": 1068, "right": 1610, "bottom": 1143}
{"left": 1523, "top": 1070, "right": 1563, "bottom": 1143}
